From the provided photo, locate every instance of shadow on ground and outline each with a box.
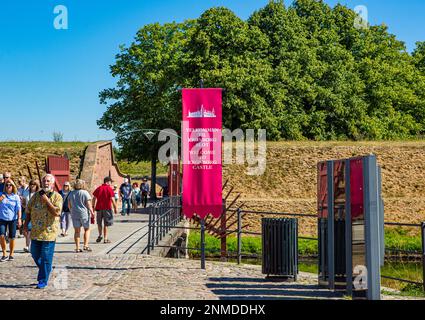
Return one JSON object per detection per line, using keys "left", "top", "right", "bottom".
{"left": 207, "top": 277, "right": 343, "bottom": 300}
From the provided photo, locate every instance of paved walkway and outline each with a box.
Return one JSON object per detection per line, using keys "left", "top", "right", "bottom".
{"left": 0, "top": 211, "right": 420, "bottom": 300}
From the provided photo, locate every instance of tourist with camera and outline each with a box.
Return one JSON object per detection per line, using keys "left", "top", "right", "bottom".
{"left": 24, "top": 174, "right": 62, "bottom": 289}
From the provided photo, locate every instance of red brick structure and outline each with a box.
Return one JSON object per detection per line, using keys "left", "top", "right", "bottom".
{"left": 80, "top": 141, "right": 128, "bottom": 193}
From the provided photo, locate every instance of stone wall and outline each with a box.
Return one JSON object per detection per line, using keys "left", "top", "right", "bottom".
{"left": 80, "top": 141, "right": 128, "bottom": 193}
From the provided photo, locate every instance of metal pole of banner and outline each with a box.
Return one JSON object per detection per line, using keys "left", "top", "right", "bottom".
{"left": 201, "top": 218, "right": 206, "bottom": 270}
{"left": 237, "top": 208, "right": 242, "bottom": 265}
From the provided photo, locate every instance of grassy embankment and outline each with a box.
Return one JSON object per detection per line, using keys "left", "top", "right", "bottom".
{"left": 0, "top": 142, "right": 90, "bottom": 181}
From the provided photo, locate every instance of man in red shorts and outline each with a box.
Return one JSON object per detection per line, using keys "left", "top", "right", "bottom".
{"left": 92, "top": 177, "right": 117, "bottom": 244}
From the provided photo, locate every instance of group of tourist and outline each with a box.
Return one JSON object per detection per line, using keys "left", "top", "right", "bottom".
{"left": 117, "top": 178, "right": 150, "bottom": 215}
{"left": 0, "top": 172, "right": 63, "bottom": 289}
{"left": 0, "top": 171, "right": 149, "bottom": 289}
{"left": 0, "top": 173, "right": 38, "bottom": 261}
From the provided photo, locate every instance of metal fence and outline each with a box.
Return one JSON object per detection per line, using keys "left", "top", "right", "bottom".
{"left": 229, "top": 208, "right": 425, "bottom": 291}
{"left": 143, "top": 196, "right": 183, "bottom": 255}
{"left": 141, "top": 200, "right": 425, "bottom": 291}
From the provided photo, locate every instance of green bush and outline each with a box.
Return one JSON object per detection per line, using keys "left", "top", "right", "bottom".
{"left": 187, "top": 232, "right": 318, "bottom": 257}
{"left": 187, "top": 228, "right": 423, "bottom": 257}
{"left": 385, "top": 228, "right": 422, "bottom": 252}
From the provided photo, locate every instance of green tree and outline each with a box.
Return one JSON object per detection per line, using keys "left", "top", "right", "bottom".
{"left": 183, "top": 7, "right": 281, "bottom": 138}
{"left": 98, "top": 21, "right": 193, "bottom": 198}
{"left": 99, "top": 0, "right": 425, "bottom": 162}
{"left": 413, "top": 41, "right": 425, "bottom": 73}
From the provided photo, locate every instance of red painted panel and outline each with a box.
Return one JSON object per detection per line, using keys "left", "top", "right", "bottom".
{"left": 46, "top": 156, "right": 70, "bottom": 192}
{"left": 333, "top": 160, "right": 346, "bottom": 216}
{"left": 350, "top": 158, "right": 364, "bottom": 221}
{"left": 168, "top": 159, "right": 181, "bottom": 196}
{"left": 317, "top": 162, "right": 328, "bottom": 218}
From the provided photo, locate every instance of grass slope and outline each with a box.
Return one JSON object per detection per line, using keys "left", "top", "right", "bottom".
{"left": 0, "top": 142, "right": 90, "bottom": 181}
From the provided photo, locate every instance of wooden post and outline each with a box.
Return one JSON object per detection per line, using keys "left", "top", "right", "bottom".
{"left": 201, "top": 218, "right": 206, "bottom": 270}
{"left": 220, "top": 202, "right": 227, "bottom": 262}
{"left": 27, "top": 165, "right": 33, "bottom": 180}
{"left": 35, "top": 161, "right": 42, "bottom": 184}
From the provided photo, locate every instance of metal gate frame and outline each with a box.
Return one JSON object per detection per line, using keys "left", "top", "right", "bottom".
{"left": 318, "top": 155, "right": 383, "bottom": 300}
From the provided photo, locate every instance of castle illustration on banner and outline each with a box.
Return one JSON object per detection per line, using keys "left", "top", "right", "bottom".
{"left": 188, "top": 105, "right": 216, "bottom": 118}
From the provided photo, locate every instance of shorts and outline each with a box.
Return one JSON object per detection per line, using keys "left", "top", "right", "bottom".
{"left": 0, "top": 220, "right": 17, "bottom": 239}
{"left": 21, "top": 211, "right": 32, "bottom": 231}
{"left": 96, "top": 210, "right": 114, "bottom": 227}
{"left": 72, "top": 215, "right": 90, "bottom": 229}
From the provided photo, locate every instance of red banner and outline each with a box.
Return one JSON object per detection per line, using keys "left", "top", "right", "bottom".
{"left": 182, "top": 88, "right": 223, "bottom": 219}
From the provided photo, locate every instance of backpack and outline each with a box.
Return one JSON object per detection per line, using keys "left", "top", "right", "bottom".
{"left": 62, "top": 191, "right": 71, "bottom": 213}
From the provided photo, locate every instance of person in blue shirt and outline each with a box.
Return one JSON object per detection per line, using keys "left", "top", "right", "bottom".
{"left": 0, "top": 172, "right": 12, "bottom": 243}
{"left": 141, "top": 179, "right": 150, "bottom": 208}
{"left": 0, "top": 180, "right": 22, "bottom": 262}
{"left": 119, "top": 178, "right": 132, "bottom": 216}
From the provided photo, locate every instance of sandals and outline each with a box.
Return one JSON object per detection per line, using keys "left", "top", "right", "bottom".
{"left": 83, "top": 247, "right": 93, "bottom": 252}
{"left": 75, "top": 249, "right": 83, "bottom": 253}
{"left": 95, "top": 236, "right": 111, "bottom": 244}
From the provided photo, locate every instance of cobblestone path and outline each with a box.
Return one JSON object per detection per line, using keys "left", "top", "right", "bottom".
{"left": 0, "top": 213, "right": 421, "bottom": 300}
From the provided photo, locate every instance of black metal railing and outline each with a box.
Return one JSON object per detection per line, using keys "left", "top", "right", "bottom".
{"left": 229, "top": 208, "right": 425, "bottom": 292}
{"left": 143, "top": 196, "right": 183, "bottom": 255}
{"left": 380, "top": 221, "right": 425, "bottom": 291}
{"left": 140, "top": 200, "right": 425, "bottom": 291}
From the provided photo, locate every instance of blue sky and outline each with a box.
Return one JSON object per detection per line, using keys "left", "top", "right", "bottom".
{"left": 0, "top": 0, "right": 424, "bottom": 142}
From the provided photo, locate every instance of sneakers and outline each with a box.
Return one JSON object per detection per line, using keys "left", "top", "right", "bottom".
{"left": 23, "top": 247, "right": 30, "bottom": 253}
{"left": 0, "top": 256, "right": 8, "bottom": 262}
{"left": 8, "top": 256, "right": 14, "bottom": 262}
{"left": 36, "top": 281, "right": 47, "bottom": 289}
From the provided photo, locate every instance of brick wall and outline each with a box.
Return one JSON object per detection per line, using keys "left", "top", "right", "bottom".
{"left": 80, "top": 141, "right": 128, "bottom": 193}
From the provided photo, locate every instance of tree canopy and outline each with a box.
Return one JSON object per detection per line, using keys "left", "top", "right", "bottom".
{"left": 99, "top": 0, "right": 425, "bottom": 160}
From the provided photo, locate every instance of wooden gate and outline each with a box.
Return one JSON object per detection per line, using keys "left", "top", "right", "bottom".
{"left": 46, "top": 155, "right": 70, "bottom": 192}
{"left": 168, "top": 158, "right": 181, "bottom": 196}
